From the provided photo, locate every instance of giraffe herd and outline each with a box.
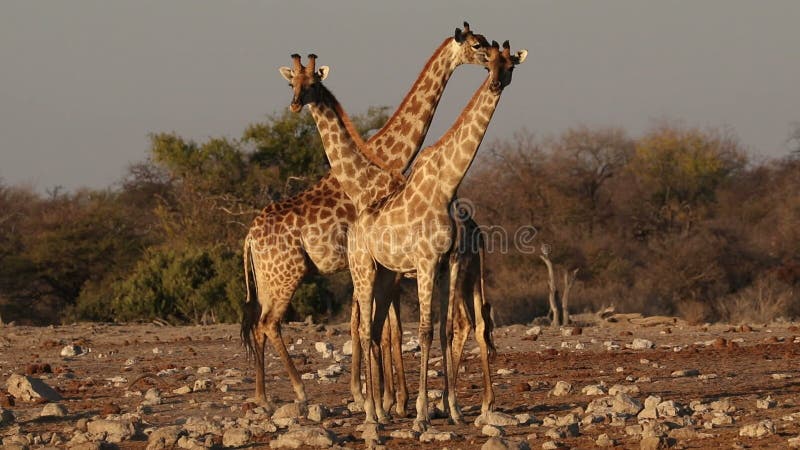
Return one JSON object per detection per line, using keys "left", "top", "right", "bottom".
{"left": 241, "top": 22, "right": 526, "bottom": 441}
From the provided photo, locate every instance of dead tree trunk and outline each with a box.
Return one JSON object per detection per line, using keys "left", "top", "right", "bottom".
{"left": 539, "top": 248, "right": 560, "bottom": 328}
{"left": 560, "top": 268, "right": 579, "bottom": 326}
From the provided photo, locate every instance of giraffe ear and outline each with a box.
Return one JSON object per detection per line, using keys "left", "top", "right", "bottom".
{"left": 317, "top": 66, "right": 330, "bottom": 80}
{"left": 454, "top": 27, "right": 465, "bottom": 43}
{"left": 279, "top": 67, "right": 294, "bottom": 81}
{"left": 514, "top": 49, "right": 528, "bottom": 64}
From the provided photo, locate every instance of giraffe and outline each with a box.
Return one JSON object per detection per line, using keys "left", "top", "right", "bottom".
{"left": 241, "top": 22, "right": 494, "bottom": 413}
{"left": 282, "top": 42, "right": 527, "bottom": 435}
{"left": 346, "top": 41, "right": 526, "bottom": 435}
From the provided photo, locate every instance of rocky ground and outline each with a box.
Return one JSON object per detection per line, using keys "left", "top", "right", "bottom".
{"left": 1, "top": 312, "right": 800, "bottom": 449}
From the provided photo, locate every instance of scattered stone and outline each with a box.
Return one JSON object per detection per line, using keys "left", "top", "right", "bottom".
{"left": 307, "top": 404, "right": 327, "bottom": 422}
{"left": 756, "top": 396, "right": 777, "bottom": 409}
{"left": 668, "top": 428, "right": 713, "bottom": 440}
{"left": 638, "top": 395, "right": 662, "bottom": 420}
{"left": 656, "top": 400, "right": 682, "bottom": 417}
{"left": 301, "top": 373, "right": 316, "bottom": 380}
{"left": 475, "top": 411, "right": 520, "bottom": 427}
{"left": 670, "top": 369, "right": 699, "bottom": 378}
{"left": 710, "top": 398, "right": 736, "bottom": 413}
{"left": 640, "top": 436, "right": 670, "bottom": 450}
{"left": 710, "top": 412, "right": 734, "bottom": 427}
{"left": 562, "top": 327, "right": 582, "bottom": 336}
{"left": 525, "top": 326, "right": 542, "bottom": 336}
{"left": 549, "top": 381, "right": 573, "bottom": 397}
{"left": 698, "top": 373, "right": 718, "bottom": 381}
{"left": 609, "top": 384, "right": 640, "bottom": 396}
{"left": 402, "top": 338, "right": 420, "bottom": 353}
{"left": 390, "top": 429, "right": 419, "bottom": 440}
{"left": 596, "top": 433, "right": 616, "bottom": 447}
{"left": 482, "top": 424, "right": 505, "bottom": 437}
{"left": 40, "top": 402, "right": 68, "bottom": 417}
{"left": 541, "top": 440, "right": 566, "bottom": 450}
{"left": 272, "top": 402, "right": 307, "bottom": 421}
{"left": 612, "top": 393, "right": 643, "bottom": 416}
{"left": 789, "top": 435, "right": 800, "bottom": 448}
{"left": 86, "top": 419, "right": 136, "bottom": 443}
{"left": 342, "top": 340, "right": 353, "bottom": 356}
{"left": 146, "top": 426, "right": 184, "bottom": 450}
{"left": 60, "top": 344, "right": 87, "bottom": 357}
{"left": 317, "top": 364, "right": 343, "bottom": 378}
{"left": 581, "top": 384, "right": 607, "bottom": 396}
{"left": 5, "top": 374, "right": 62, "bottom": 402}
{"left": 142, "top": 388, "right": 163, "bottom": 406}
{"left": 192, "top": 379, "right": 212, "bottom": 392}
{"left": 172, "top": 385, "right": 192, "bottom": 395}
{"left": 482, "top": 437, "right": 530, "bottom": 450}
{"left": 314, "top": 342, "right": 333, "bottom": 359}
{"left": 630, "top": 338, "right": 654, "bottom": 350}
{"left": 419, "top": 429, "right": 456, "bottom": 442}
{"left": 496, "top": 368, "right": 516, "bottom": 376}
{"left": 739, "top": 420, "right": 775, "bottom": 438}
{"left": 515, "top": 413, "right": 534, "bottom": 425}
{"left": 222, "top": 427, "right": 252, "bottom": 447}
{"left": 269, "top": 426, "right": 337, "bottom": 448}
{"left": 772, "top": 373, "right": 792, "bottom": 380}
{"left": 196, "top": 366, "right": 212, "bottom": 375}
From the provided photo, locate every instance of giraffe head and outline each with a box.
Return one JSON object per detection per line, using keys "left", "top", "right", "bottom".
{"left": 279, "top": 53, "right": 330, "bottom": 113}
{"left": 485, "top": 40, "right": 528, "bottom": 93}
{"left": 453, "top": 21, "right": 494, "bottom": 67}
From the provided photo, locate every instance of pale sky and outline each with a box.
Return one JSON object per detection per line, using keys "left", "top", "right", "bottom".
{"left": 1, "top": 1, "right": 798, "bottom": 192}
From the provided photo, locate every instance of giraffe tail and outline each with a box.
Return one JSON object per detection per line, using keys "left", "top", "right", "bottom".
{"left": 241, "top": 236, "right": 261, "bottom": 360}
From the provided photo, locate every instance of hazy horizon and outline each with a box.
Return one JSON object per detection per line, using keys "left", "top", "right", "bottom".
{"left": 2, "top": 1, "right": 799, "bottom": 192}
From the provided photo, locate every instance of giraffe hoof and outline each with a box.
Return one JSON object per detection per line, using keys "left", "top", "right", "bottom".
{"left": 412, "top": 418, "right": 430, "bottom": 433}
{"left": 394, "top": 404, "right": 409, "bottom": 418}
{"left": 360, "top": 422, "right": 383, "bottom": 443}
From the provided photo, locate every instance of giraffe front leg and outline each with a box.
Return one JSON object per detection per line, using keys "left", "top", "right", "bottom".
{"left": 371, "top": 268, "right": 396, "bottom": 425}
{"left": 412, "top": 259, "right": 439, "bottom": 432}
{"left": 349, "top": 296, "right": 365, "bottom": 411}
{"left": 388, "top": 296, "right": 409, "bottom": 417}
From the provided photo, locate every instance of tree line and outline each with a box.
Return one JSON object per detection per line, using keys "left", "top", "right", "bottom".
{"left": 0, "top": 113, "right": 797, "bottom": 325}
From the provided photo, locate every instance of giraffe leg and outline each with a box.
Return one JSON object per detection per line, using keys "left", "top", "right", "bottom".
{"left": 349, "top": 296, "right": 365, "bottom": 411}
{"left": 413, "top": 258, "right": 440, "bottom": 432}
{"left": 371, "top": 268, "right": 396, "bottom": 425}
{"left": 252, "top": 329, "right": 276, "bottom": 410}
{"left": 349, "top": 249, "right": 380, "bottom": 440}
{"left": 380, "top": 307, "right": 395, "bottom": 416}
{"left": 440, "top": 256, "right": 463, "bottom": 424}
{"left": 473, "top": 276, "right": 495, "bottom": 414}
{"left": 451, "top": 290, "right": 471, "bottom": 416}
{"left": 388, "top": 295, "right": 409, "bottom": 417}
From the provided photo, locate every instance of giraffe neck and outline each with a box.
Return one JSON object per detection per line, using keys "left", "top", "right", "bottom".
{"left": 308, "top": 85, "right": 403, "bottom": 213}
{"left": 413, "top": 77, "right": 502, "bottom": 202}
{"left": 366, "top": 38, "right": 464, "bottom": 171}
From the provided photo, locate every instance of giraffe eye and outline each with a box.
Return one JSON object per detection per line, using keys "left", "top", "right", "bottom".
{"left": 472, "top": 44, "right": 481, "bottom": 49}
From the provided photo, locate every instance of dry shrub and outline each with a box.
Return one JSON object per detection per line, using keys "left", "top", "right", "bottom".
{"left": 675, "top": 299, "right": 713, "bottom": 325}
{"left": 714, "top": 277, "right": 796, "bottom": 324}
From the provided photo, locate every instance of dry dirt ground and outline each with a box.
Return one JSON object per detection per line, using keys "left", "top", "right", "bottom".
{"left": 2, "top": 314, "right": 800, "bottom": 449}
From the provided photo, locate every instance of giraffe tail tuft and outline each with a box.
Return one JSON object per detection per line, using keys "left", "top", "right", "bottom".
{"left": 241, "top": 236, "right": 261, "bottom": 360}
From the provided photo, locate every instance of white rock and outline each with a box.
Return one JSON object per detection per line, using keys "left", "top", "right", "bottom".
{"left": 192, "top": 379, "right": 212, "bottom": 392}
{"left": 60, "top": 344, "right": 86, "bottom": 357}
{"left": 5, "top": 374, "right": 62, "bottom": 402}
{"left": 402, "top": 338, "right": 420, "bottom": 353}
{"left": 196, "top": 367, "right": 212, "bottom": 374}
{"left": 146, "top": 425, "right": 183, "bottom": 450}
{"left": 87, "top": 419, "right": 136, "bottom": 443}
{"left": 739, "top": 420, "right": 775, "bottom": 438}
{"left": 671, "top": 369, "right": 699, "bottom": 377}
{"left": 581, "top": 384, "right": 607, "bottom": 396}
{"left": 342, "top": 340, "right": 353, "bottom": 356}
{"left": 630, "top": 338, "right": 654, "bottom": 350}
{"left": 301, "top": 372, "right": 316, "bottom": 380}
{"left": 608, "top": 384, "right": 640, "bottom": 396}
{"left": 307, "top": 404, "right": 327, "bottom": 422}
{"left": 482, "top": 424, "right": 505, "bottom": 437}
{"left": 222, "top": 427, "right": 251, "bottom": 447}
{"left": 269, "top": 426, "right": 337, "bottom": 448}
{"left": 596, "top": 433, "right": 616, "bottom": 447}
{"left": 172, "top": 385, "right": 192, "bottom": 395}
{"left": 317, "top": 364, "right": 343, "bottom": 378}
{"left": 475, "top": 411, "right": 520, "bottom": 427}
{"left": 40, "top": 402, "right": 68, "bottom": 417}
{"left": 756, "top": 396, "right": 776, "bottom": 409}
{"left": 390, "top": 429, "right": 420, "bottom": 440}
{"left": 549, "top": 381, "right": 573, "bottom": 397}
{"left": 525, "top": 326, "right": 542, "bottom": 336}
{"left": 612, "top": 393, "right": 643, "bottom": 415}
{"left": 419, "top": 429, "right": 456, "bottom": 442}
{"left": 314, "top": 342, "right": 333, "bottom": 358}
{"left": 496, "top": 368, "right": 515, "bottom": 376}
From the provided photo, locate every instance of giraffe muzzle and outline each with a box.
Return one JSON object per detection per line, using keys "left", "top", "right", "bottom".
{"left": 289, "top": 101, "right": 303, "bottom": 113}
